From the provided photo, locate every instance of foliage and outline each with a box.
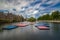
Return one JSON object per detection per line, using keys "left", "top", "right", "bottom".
{"left": 27, "top": 17, "right": 36, "bottom": 22}
{"left": 37, "top": 11, "right": 60, "bottom": 20}
{"left": 51, "top": 11, "right": 60, "bottom": 20}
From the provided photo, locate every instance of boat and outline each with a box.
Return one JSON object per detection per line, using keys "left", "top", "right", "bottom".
{"left": 34, "top": 22, "right": 50, "bottom": 27}
{"left": 34, "top": 24, "right": 40, "bottom": 27}
{"left": 37, "top": 26, "right": 49, "bottom": 30}
{"left": 2, "top": 25, "right": 18, "bottom": 30}
{"left": 15, "top": 24, "right": 27, "bottom": 27}
{"left": 42, "top": 22, "right": 50, "bottom": 27}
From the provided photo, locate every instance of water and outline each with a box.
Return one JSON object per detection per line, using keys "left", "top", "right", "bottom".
{"left": 0, "top": 22, "right": 60, "bottom": 40}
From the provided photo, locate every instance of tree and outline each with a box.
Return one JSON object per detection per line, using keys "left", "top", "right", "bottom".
{"left": 37, "top": 14, "right": 50, "bottom": 20}
{"left": 27, "top": 17, "right": 36, "bottom": 22}
{"left": 51, "top": 11, "right": 60, "bottom": 20}
{"left": 37, "top": 11, "right": 60, "bottom": 20}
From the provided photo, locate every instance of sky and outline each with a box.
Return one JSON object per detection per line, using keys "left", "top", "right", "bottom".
{"left": 0, "top": 0, "right": 60, "bottom": 18}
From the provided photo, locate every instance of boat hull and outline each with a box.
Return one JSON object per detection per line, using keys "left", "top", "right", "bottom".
{"left": 2, "top": 26, "right": 18, "bottom": 30}
{"left": 15, "top": 24, "right": 27, "bottom": 27}
{"left": 37, "top": 26, "right": 49, "bottom": 30}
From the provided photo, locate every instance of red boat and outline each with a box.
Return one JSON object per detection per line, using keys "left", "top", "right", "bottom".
{"left": 37, "top": 26, "right": 49, "bottom": 30}
{"left": 15, "top": 24, "right": 27, "bottom": 27}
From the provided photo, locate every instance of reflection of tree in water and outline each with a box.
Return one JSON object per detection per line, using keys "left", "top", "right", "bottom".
{"left": 0, "top": 28, "right": 3, "bottom": 32}
{"left": 52, "top": 23, "right": 60, "bottom": 32}
{"left": 0, "top": 25, "right": 3, "bottom": 32}
{"left": 51, "top": 23, "right": 60, "bottom": 38}
{"left": 0, "top": 29, "right": 3, "bottom": 32}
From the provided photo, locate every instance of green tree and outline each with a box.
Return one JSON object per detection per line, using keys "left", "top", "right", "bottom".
{"left": 27, "top": 17, "right": 36, "bottom": 22}
{"left": 38, "top": 14, "right": 50, "bottom": 20}
{"left": 51, "top": 11, "right": 60, "bottom": 20}
{"left": 37, "top": 11, "right": 60, "bottom": 20}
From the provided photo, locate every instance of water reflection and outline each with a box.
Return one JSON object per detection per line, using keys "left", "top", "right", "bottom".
{"left": 52, "top": 23, "right": 60, "bottom": 32}
{"left": 0, "top": 22, "right": 60, "bottom": 40}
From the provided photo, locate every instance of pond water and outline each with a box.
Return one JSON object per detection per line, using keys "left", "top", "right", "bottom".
{"left": 0, "top": 22, "right": 60, "bottom": 40}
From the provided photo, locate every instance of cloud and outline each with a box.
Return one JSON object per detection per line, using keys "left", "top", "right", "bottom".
{"left": 46, "top": 0, "right": 60, "bottom": 7}
{"left": 46, "top": 1, "right": 53, "bottom": 4}
{"left": 30, "top": 0, "right": 41, "bottom": 6}
{"left": 32, "top": 10, "right": 39, "bottom": 14}
{"left": 0, "top": 0, "right": 60, "bottom": 18}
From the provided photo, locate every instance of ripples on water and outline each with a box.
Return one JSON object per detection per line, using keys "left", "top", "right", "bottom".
{"left": 0, "top": 22, "right": 60, "bottom": 40}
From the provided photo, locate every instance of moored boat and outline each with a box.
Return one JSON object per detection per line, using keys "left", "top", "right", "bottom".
{"left": 34, "top": 22, "right": 50, "bottom": 27}
{"left": 37, "top": 26, "right": 49, "bottom": 30}
{"left": 2, "top": 25, "right": 18, "bottom": 30}
{"left": 15, "top": 24, "right": 27, "bottom": 27}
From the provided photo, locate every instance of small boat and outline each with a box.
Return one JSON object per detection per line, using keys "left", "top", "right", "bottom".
{"left": 34, "top": 24, "right": 40, "bottom": 27}
{"left": 37, "top": 26, "right": 49, "bottom": 30}
{"left": 2, "top": 25, "right": 18, "bottom": 30}
{"left": 34, "top": 22, "right": 50, "bottom": 27}
{"left": 15, "top": 24, "right": 27, "bottom": 27}
{"left": 43, "top": 23, "right": 50, "bottom": 27}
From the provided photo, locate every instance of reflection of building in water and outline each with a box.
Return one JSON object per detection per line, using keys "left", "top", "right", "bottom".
{"left": 30, "top": 25, "right": 33, "bottom": 32}
{"left": 31, "top": 24, "right": 40, "bottom": 33}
